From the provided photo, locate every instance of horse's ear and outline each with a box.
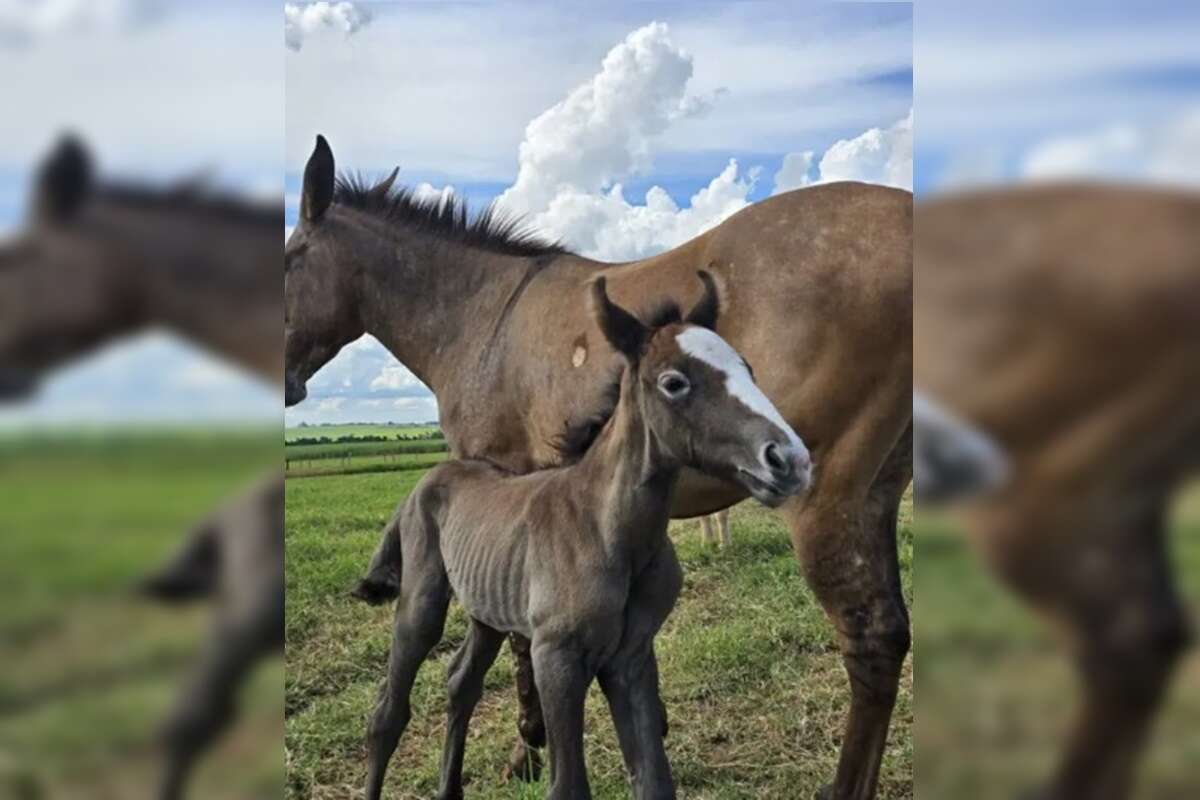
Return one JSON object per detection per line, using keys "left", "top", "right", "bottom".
{"left": 685, "top": 270, "right": 720, "bottom": 330}
{"left": 35, "top": 134, "right": 92, "bottom": 221}
{"left": 368, "top": 167, "right": 399, "bottom": 202}
{"left": 301, "top": 134, "right": 335, "bottom": 222}
{"left": 590, "top": 276, "right": 648, "bottom": 361}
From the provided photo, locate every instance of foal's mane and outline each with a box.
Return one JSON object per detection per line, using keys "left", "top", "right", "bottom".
{"left": 334, "top": 173, "right": 568, "bottom": 258}
{"left": 549, "top": 299, "right": 685, "bottom": 463}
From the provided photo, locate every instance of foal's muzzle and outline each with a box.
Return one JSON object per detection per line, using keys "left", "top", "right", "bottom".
{"left": 739, "top": 440, "right": 811, "bottom": 507}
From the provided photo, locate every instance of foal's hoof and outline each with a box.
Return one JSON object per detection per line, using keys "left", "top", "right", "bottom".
{"left": 349, "top": 573, "right": 399, "bottom": 606}
{"left": 500, "top": 741, "right": 543, "bottom": 783}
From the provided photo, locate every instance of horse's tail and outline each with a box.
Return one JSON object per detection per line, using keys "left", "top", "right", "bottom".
{"left": 138, "top": 520, "right": 219, "bottom": 603}
{"left": 350, "top": 507, "right": 404, "bottom": 605}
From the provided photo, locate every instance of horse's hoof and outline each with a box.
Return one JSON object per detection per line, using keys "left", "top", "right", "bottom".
{"left": 500, "top": 741, "right": 543, "bottom": 783}
{"left": 814, "top": 784, "right": 834, "bottom": 800}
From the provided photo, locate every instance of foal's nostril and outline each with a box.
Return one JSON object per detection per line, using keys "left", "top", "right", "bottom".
{"left": 762, "top": 442, "right": 788, "bottom": 476}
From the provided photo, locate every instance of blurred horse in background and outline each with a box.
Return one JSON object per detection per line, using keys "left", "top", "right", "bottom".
{"left": 0, "top": 136, "right": 283, "bottom": 800}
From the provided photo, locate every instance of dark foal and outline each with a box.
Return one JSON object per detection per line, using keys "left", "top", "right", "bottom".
{"left": 360, "top": 273, "right": 810, "bottom": 800}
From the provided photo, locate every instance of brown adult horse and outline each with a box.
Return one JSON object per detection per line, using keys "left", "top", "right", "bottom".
{"left": 0, "top": 136, "right": 283, "bottom": 800}
{"left": 916, "top": 184, "right": 1200, "bottom": 799}
{"left": 285, "top": 135, "right": 913, "bottom": 799}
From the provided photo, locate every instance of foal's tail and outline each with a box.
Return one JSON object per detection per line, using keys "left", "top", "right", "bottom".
{"left": 351, "top": 510, "right": 404, "bottom": 606}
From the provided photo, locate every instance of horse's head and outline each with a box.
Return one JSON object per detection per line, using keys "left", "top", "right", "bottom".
{"left": 590, "top": 271, "right": 811, "bottom": 507}
{"left": 284, "top": 135, "right": 379, "bottom": 406}
{"left": 913, "top": 390, "right": 1009, "bottom": 504}
{"left": 0, "top": 136, "right": 141, "bottom": 401}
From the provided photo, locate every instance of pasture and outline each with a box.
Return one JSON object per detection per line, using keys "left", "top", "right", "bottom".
{"left": 0, "top": 430, "right": 284, "bottom": 799}
{"left": 284, "top": 468, "right": 915, "bottom": 799}
{"left": 286, "top": 424, "right": 441, "bottom": 443}
{"left": 914, "top": 487, "right": 1200, "bottom": 799}
{"left": 285, "top": 425, "right": 448, "bottom": 478}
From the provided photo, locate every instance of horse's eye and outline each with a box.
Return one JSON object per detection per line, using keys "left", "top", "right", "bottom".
{"left": 657, "top": 371, "right": 691, "bottom": 399}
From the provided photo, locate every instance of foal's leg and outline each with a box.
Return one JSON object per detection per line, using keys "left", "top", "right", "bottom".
{"left": 598, "top": 545, "right": 682, "bottom": 800}
{"left": 436, "top": 618, "right": 506, "bottom": 800}
{"left": 700, "top": 515, "right": 717, "bottom": 546}
{"left": 532, "top": 640, "right": 594, "bottom": 800}
{"left": 365, "top": 555, "right": 451, "bottom": 800}
{"left": 157, "top": 599, "right": 281, "bottom": 800}
{"left": 785, "top": 424, "right": 912, "bottom": 800}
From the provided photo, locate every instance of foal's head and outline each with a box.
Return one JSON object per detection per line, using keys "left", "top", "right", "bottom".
{"left": 591, "top": 273, "right": 811, "bottom": 507}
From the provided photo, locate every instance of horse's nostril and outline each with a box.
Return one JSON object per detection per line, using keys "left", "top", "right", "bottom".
{"left": 763, "top": 442, "right": 787, "bottom": 475}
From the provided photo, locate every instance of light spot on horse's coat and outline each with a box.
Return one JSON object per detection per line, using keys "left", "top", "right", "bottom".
{"left": 571, "top": 334, "right": 587, "bottom": 367}
{"left": 675, "top": 327, "right": 805, "bottom": 451}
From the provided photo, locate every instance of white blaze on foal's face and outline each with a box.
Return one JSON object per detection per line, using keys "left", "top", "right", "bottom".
{"left": 675, "top": 327, "right": 806, "bottom": 454}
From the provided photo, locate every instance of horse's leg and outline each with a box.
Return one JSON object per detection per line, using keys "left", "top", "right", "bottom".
{"left": 598, "top": 545, "right": 682, "bottom": 800}
{"left": 972, "top": 500, "right": 1190, "bottom": 799}
{"left": 157, "top": 604, "right": 279, "bottom": 800}
{"left": 364, "top": 565, "right": 451, "bottom": 800}
{"left": 503, "top": 633, "right": 546, "bottom": 781}
{"left": 786, "top": 423, "right": 912, "bottom": 800}
{"left": 532, "top": 640, "right": 594, "bottom": 800}
{"left": 718, "top": 509, "right": 732, "bottom": 549}
{"left": 700, "top": 515, "right": 716, "bottom": 546}
{"left": 437, "top": 618, "right": 506, "bottom": 800}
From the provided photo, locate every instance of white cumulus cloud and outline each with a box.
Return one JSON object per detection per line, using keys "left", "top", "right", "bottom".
{"left": 493, "top": 21, "right": 753, "bottom": 261}
{"left": 284, "top": 1, "right": 370, "bottom": 52}
{"left": 0, "top": 0, "right": 161, "bottom": 45}
{"left": 774, "top": 109, "right": 913, "bottom": 193}
{"left": 1019, "top": 109, "right": 1200, "bottom": 187}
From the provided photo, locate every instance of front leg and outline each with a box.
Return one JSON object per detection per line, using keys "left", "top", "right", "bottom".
{"left": 599, "top": 646, "right": 674, "bottom": 800}
{"left": 531, "top": 640, "right": 594, "bottom": 800}
{"left": 601, "top": 543, "right": 684, "bottom": 798}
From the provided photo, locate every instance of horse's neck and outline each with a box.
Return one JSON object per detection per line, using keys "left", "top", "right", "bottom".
{"left": 118, "top": 205, "right": 282, "bottom": 385}
{"left": 357, "top": 233, "right": 547, "bottom": 397}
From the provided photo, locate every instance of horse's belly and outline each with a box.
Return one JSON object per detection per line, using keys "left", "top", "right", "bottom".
{"left": 669, "top": 469, "right": 750, "bottom": 518}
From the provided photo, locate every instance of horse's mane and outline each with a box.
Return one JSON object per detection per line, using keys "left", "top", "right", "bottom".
{"left": 97, "top": 181, "right": 282, "bottom": 229}
{"left": 334, "top": 172, "right": 568, "bottom": 258}
{"left": 548, "top": 299, "right": 685, "bottom": 463}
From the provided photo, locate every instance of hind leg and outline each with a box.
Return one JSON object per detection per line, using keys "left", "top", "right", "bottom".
{"left": 786, "top": 424, "right": 912, "bottom": 800}
{"left": 365, "top": 560, "right": 451, "bottom": 799}
{"left": 157, "top": 600, "right": 280, "bottom": 800}
{"left": 972, "top": 501, "right": 1190, "bottom": 799}
{"left": 437, "top": 618, "right": 506, "bottom": 800}
{"left": 717, "top": 509, "right": 732, "bottom": 549}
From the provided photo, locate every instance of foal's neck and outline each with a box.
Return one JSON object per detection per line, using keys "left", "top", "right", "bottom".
{"left": 583, "top": 374, "right": 678, "bottom": 557}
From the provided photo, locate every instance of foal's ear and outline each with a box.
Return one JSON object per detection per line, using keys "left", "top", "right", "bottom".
{"left": 301, "top": 134, "right": 335, "bottom": 222}
{"left": 590, "top": 276, "right": 648, "bottom": 361}
{"left": 35, "top": 134, "right": 92, "bottom": 221}
{"left": 684, "top": 270, "right": 721, "bottom": 330}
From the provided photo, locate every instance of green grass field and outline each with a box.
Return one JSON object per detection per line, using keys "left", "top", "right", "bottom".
{"left": 284, "top": 470, "right": 914, "bottom": 799}
{"left": 285, "top": 424, "right": 441, "bottom": 443}
{"left": 0, "top": 431, "right": 284, "bottom": 799}
{"left": 913, "top": 488, "right": 1200, "bottom": 800}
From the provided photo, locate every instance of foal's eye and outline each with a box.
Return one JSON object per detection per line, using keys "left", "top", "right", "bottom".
{"left": 657, "top": 371, "right": 691, "bottom": 399}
